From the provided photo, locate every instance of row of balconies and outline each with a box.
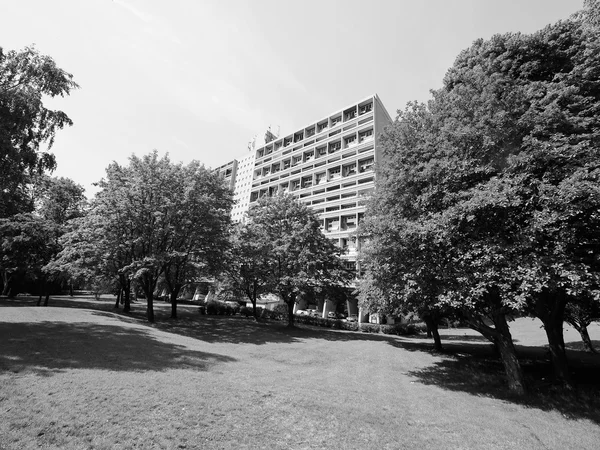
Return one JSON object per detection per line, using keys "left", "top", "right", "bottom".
{"left": 254, "top": 128, "right": 374, "bottom": 175}
{"left": 254, "top": 140, "right": 374, "bottom": 180}
{"left": 255, "top": 102, "right": 374, "bottom": 161}
{"left": 253, "top": 158, "right": 374, "bottom": 194}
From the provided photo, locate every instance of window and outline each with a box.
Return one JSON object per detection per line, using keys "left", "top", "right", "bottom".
{"left": 306, "top": 127, "right": 315, "bottom": 137}
{"left": 294, "top": 132, "right": 304, "bottom": 143}
{"left": 284, "top": 137, "right": 293, "bottom": 147}
{"left": 344, "top": 107, "right": 357, "bottom": 121}
{"left": 359, "top": 102, "right": 373, "bottom": 115}
{"left": 331, "top": 116, "right": 341, "bottom": 127}
{"left": 302, "top": 175, "right": 313, "bottom": 189}
{"left": 315, "top": 172, "right": 326, "bottom": 185}
{"left": 343, "top": 163, "right": 357, "bottom": 177}
{"left": 342, "top": 215, "right": 356, "bottom": 230}
{"left": 316, "top": 146, "right": 327, "bottom": 158}
{"left": 345, "top": 135, "right": 357, "bottom": 148}
{"left": 326, "top": 218, "right": 340, "bottom": 232}
{"left": 359, "top": 128, "right": 373, "bottom": 143}
{"left": 328, "top": 167, "right": 341, "bottom": 180}
{"left": 329, "top": 141, "right": 341, "bottom": 153}
{"left": 359, "top": 157, "right": 374, "bottom": 173}
{"left": 304, "top": 150, "right": 314, "bottom": 163}
{"left": 318, "top": 121, "right": 328, "bottom": 133}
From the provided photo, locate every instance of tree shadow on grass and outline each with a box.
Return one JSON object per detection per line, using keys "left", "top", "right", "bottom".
{"left": 391, "top": 336, "right": 600, "bottom": 424}
{"left": 0, "top": 321, "right": 235, "bottom": 377}
{"left": 92, "top": 310, "right": 408, "bottom": 346}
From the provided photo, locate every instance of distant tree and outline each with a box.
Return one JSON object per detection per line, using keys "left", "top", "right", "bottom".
{"left": 247, "top": 195, "right": 351, "bottom": 327}
{"left": 0, "top": 46, "right": 78, "bottom": 218}
{"left": 222, "top": 222, "right": 273, "bottom": 319}
{"left": 564, "top": 296, "right": 600, "bottom": 353}
{"left": 160, "top": 161, "right": 232, "bottom": 319}
{"left": 0, "top": 214, "right": 60, "bottom": 303}
{"left": 37, "top": 176, "right": 87, "bottom": 226}
{"left": 49, "top": 152, "right": 232, "bottom": 322}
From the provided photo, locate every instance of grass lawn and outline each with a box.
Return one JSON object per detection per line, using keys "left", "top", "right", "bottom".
{"left": 1, "top": 295, "right": 599, "bottom": 450}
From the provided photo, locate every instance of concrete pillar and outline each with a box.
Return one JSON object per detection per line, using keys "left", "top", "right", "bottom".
{"left": 323, "top": 299, "right": 336, "bottom": 319}
{"left": 358, "top": 307, "right": 368, "bottom": 323}
{"left": 347, "top": 297, "right": 358, "bottom": 317}
{"left": 294, "top": 296, "right": 308, "bottom": 313}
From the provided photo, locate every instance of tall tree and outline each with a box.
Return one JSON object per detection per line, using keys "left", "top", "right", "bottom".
{"left": 49, "top": 152, "right": 232, "bottom": 322}
{"left": 361, "top": 2, "right": 600, "bottom": 392}
{"left": 161, "top": 161, "right": 232, "bottom": 319}
{"left": 247, "top": 195, "right": 351, "bottom": 327}
{"left": 222, "top": 222, "right": 274, "bottom": 319}
{"left": 0, "top": 214, "right": 61, "bottom": 302}
{"left": 0, "top": 46, "right": 78, "bottom": 218}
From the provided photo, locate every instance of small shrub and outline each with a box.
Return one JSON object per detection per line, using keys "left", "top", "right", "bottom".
{"left": 240, "top": 306, "right": 253, "bottom": 317}
{"left": 340, "top": 321, "right": 359, "bottom": 332}
{"left": 360, "top": 323, "right": 380, "bottom": 333}
{"left": 206, "top": 301, "right": 219, "bottom": 315}
{"left": 215, "top": 302, "right": 228, "bottom": 315}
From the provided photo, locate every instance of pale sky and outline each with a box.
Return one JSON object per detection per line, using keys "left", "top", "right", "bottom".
{"left": 2, "top": 0, "right": 584, "bottom": 196}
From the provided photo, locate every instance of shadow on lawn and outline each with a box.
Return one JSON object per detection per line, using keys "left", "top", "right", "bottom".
{"left": 0, "top": 321, "right": 235, "bottom": 377}
{"left": 391, "top": 336, "right": 600, "bottom": 424}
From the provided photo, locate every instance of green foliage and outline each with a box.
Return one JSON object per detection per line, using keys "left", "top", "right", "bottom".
{"left": 0, "top": 214, "right": 61, "bottom": 296}
{"left": 0, "top": 46, "right": 78, "bottom": 218}
{"left": 360, "top": 6, "right": 600, "bottom": 391}
{"left": 49, "top": 151, "right": 232, "bottom": 322}
{"left": 245, "top": 194, "right": 352, "bottom": 326}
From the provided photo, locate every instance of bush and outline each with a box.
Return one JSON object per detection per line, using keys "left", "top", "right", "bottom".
{"left": 360, "top": 323, "right": 380, "bottom": 333}
{"left": 206, "top": 301, "right": 218, "bottom": 315}
{"left": 206, "top": 300, "right": 230, "bottom": 315}
{"left": 340, "top": 321, "right": 359, "bottom": 332}
{"left": 240, "top": 306, "right": 253, "bottom": 317}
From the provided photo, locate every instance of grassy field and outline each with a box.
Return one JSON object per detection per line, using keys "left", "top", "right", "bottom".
{"left": 1, "top": 295, "right": 599, "bottom": 450}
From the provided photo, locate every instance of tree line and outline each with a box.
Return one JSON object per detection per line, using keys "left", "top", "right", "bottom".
{"left": 358, "top": 1, "right": 600, "bottom": 395}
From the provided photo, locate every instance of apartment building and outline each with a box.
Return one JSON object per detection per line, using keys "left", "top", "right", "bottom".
{"left": 214, "top": 160, "right": 237, "bottom": 191}
{"left": 213, "top": 94, "right": 391, "bottom": 319}
{"left": 231, "top": 152, "right": 256, "bottom": 223}
{"left": 247, "top": 94, "right": 392, "bottom": 317}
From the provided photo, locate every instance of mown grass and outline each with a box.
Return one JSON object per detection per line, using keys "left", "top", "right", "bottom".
{"left": 0, "top": 295, "right": 599, "bottom": 449}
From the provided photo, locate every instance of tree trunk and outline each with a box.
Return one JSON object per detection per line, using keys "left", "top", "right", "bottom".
{"left": 170, "top": 286, "right": 181, "bottom": 319}
{"left": 494, "top": 331, "right": 526, "bottom": 395}
{"left": 37, "top": 294, "right": 42, "bottom": 306}
{"left": 534, "top": 293, "right": 572, "bottom": 387}
{"left": 575, "top": 324, "right": 596, "bottom": 353}
{"left": 114, "top": 289, "right": 121, "bottom": 309}
{"left": 146, "top": 292, "right": 155, "bottom": 323}
{"left": 121, "top": 278, "right": 131, "bottom": 313}
{"left": 1, "top": 271, "right": 11, "bottom": 296}
{"left": 567, "top": 320, "right": 597, "bottom": 353}
{"left": 492, "top": 313, "right": 525, "bottom": 395}
{"left": 543, "top": 322, "right": 572, "bottom": 385}
{"left": 423, "top": 315, "right": 442, "bottom": 351}
{"left": 43, "top": 293, "right": 49, "bottom": 307}
{"left": 287, "top": 300, "right": 295, "bottom": 327}
{"left": 69, "top": 281, "right": 74, "bottom": 297}
{"left": 466, "top": 309, "right": 526, "bottom": 396}
{"left": 251, "top": 299, "right": 258, "bottom": 321}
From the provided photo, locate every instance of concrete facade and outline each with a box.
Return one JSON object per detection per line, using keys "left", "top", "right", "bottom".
{"left": 216, "top": 94, "right": 392, "bottom": 320}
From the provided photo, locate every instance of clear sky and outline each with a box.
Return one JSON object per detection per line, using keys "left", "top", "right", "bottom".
{"left": 2, "top": 0, "right": 584, "bottom": 196}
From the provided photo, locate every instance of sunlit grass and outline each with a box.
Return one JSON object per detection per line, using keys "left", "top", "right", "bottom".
{"left": 1, "top": 296, "right": 599, "bottom": 449}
